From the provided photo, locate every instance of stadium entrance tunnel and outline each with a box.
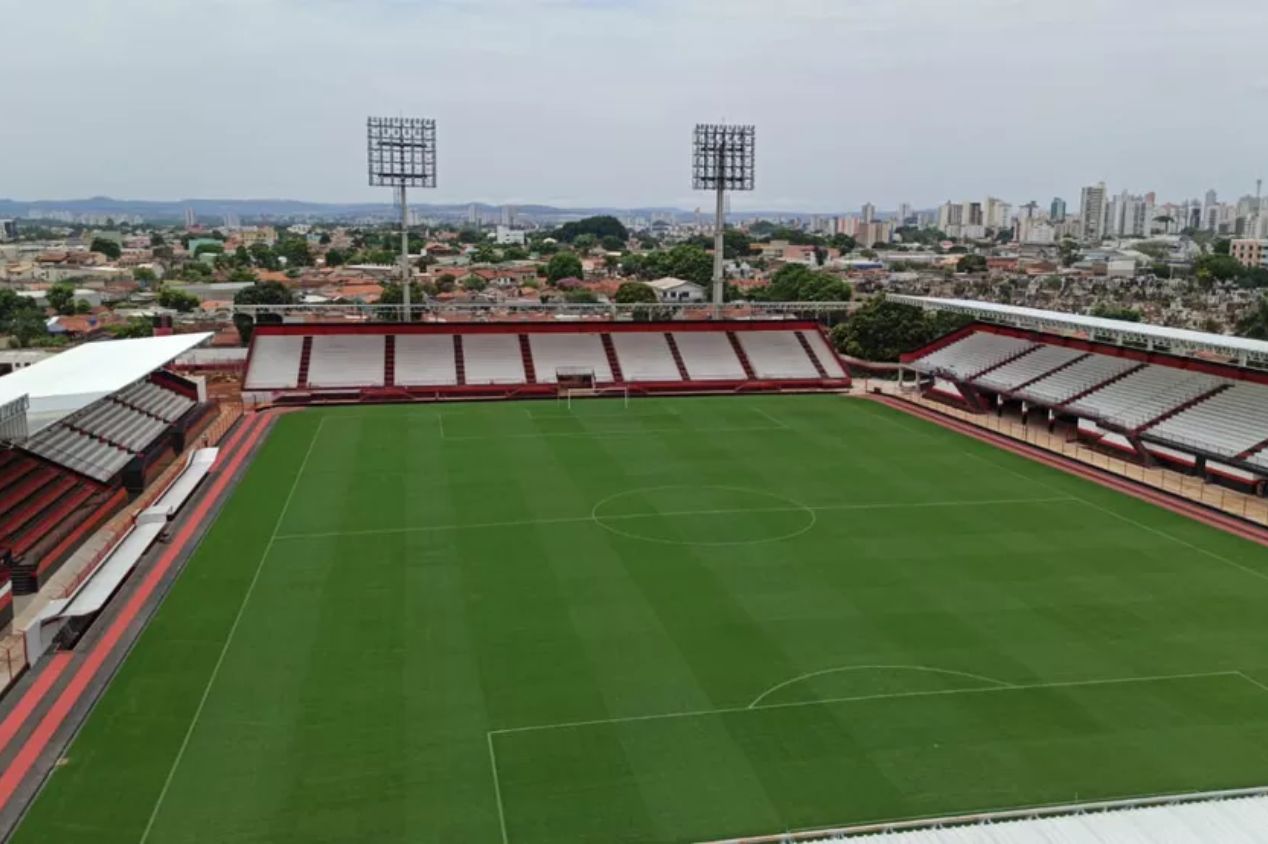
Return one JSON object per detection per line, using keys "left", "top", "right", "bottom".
{"left": 590, "top": 485, "right": 816, "bottom": 545}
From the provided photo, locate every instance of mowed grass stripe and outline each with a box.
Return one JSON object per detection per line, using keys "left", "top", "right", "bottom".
{"left": 12, "top": 396, "right": 1268, "bottom": 844}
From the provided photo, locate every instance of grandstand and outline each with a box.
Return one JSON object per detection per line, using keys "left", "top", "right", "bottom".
{"left": 241, "top": 321, "right": 850, "bottom": 402}
{"left": 0, "top": 334, "right": 213, "bottom": 603}
{"left": 894, "top": 295, "right": 1268, "bottom": 495}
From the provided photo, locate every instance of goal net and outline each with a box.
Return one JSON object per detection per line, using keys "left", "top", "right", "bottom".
{"left": 555, "top": 368, "right": 629, "bottom": 409}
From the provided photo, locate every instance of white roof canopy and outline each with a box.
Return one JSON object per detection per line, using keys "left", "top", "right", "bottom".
{"left": 0, "top": 333, "right": 211, "bottom": 437}
{"left": 886, "top": 295, "right": 1268, "bottom": 366}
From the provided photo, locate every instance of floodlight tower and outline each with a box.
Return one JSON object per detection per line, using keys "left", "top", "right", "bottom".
{"left": 693, "top": 124, "right": 755, "bottom": 310}
{"left": 367, "top": 117, "right": 436, "bottom": 319}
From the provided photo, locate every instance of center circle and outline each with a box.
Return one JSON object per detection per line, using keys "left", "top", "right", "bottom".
{"left": 590, "top": 485, "right": 816, "bottom": 546}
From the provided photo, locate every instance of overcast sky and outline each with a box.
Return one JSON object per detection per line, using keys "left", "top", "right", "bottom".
{"left": 2, "top": 0, "right": 1266, "bottom": 211}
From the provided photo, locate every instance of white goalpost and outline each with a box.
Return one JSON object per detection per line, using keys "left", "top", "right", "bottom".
{"left": 555, "top": 367, "right": 630, "bottom": 410}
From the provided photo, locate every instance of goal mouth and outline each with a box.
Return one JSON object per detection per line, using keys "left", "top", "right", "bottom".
{"left": 555, "top": 367, "right": 597, "bottom": 392}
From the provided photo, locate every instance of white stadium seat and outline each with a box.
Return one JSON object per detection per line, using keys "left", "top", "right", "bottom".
{"left": 912, "top": 333, "right": 1037, "bottom": 380}
{"left": 463, "top": 334, "right": 526, "bottom": 385}
{"left": 799, "top": 330, "right": 848, "bottom": 378}
{"left": 307, "top": 335, "right": 385, "bottom": 388}
{"left": 973, "top": 345, "right": 1086, "bottom": 393}
{"left": 395, "top": 335, "right": 458, "bottom": 386}
{"left": 611, "top": 333, "right": 681, "bottom": 382}
{"left": 245, "top": 335, "right": 305, "bottom": 389}
{"left": 736, "top": 331, "right": 821, "bottom": 379}
{"left": 528, "top": 333, "right": 613, "bottom": 383}
{"left": 671, "top": 332, "right": 747, "bottom": 381}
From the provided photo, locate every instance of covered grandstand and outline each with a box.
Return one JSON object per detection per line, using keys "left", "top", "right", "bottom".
{"left": 240, "top": 319, "right": 849, "bottom": 404}
{"left": 0, "top": 333, "right": 215, "bottom": 606}
{"left": 890, "top": 295, "right": 1268, "bottom": 496}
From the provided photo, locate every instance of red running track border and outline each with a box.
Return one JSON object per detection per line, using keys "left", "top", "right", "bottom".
{"left": 872, "top": 395, "right": 1268, "bottom": 549}
{"left": 0, "top": 411, "right": 275, "bottom": 813}
{"left": 0, "top": 653, "right": 71, "bottom": 758}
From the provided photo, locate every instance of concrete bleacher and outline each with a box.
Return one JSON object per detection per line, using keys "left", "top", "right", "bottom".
{"left": 307, "top": 335, "right": 386, "bottom": 388}
{"left": 462, "top": 334, "right": 526, "bottom": 385}
{"left": 1015, "top": 354, "right": 1140, "bottom": 406}
{"left": 245, "top": 335, "right": 305, "bottom": 389}
{"left": 1068, "top": 366, "right": 1226, "bottom": 429}
{"left": 529, "top": 333, "right": 614, "bottom": 383}
{"left": 116, "top": 380, "right": 195, "bottom": 422}
{"left": 736, "top": 331, "right": 821, "bottom": 379}
{"left": 973, "top": 345, "right": 1086, "bottom": 393}
{"left": 671, "top": 332, "right": 747, "bottom": 380}
{"left": 1148, "top": 382, "right": 1268, "bottom": 458}
{"left": 394, "top": 335, "right": 458, "bottom": 386}
{"left": 610, "top": 333, "right": 681, "bottom": 382}
{"left": 800, "top": 330, "right": 848, "bottom": 379}
{"left": 912, "top": 333, "right": 1037, "bottom": 380}
{"left": 0, "top": 451, "right": 98, "bottom": 560}
{"left": 25, "top": 425, "right": 132, "bottom": 482}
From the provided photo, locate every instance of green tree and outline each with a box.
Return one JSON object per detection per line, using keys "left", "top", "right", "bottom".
{"left": 325, "top": 248, "right": 346, "bottom": 267}
{"left": 564, "top": 289, "right": 598, "bottom": 303}
{"left": 614, "top": 281, "right": 658, "bottom": 304}
{"left": 90, "top": 237, "right": 121, "bottom": 259}
{"left": 157, "top": 285, "right": 201, "bottom": 312}
{"left": 1213, "top": 238, "right": 1231, "bottom": 256}
{"left": 1240, "top": 267, "right": 1268, "bottom": 288}
{"left": 149, "top": 233, "right": 166, "bottom": 247}
{"left": 755, "top": 264, "right": 851, "bottom": 302}
{"left": 500, "top": 246, "right": 529, "bottom": 262}
{"left": 462, "top": 275, "right": 488, "bottom": 291}
{"left": 600, "top": 235, "right": 625, "bottom": 253}
{"left": 552, "top": 215, "right": 628, "bottom": 243}
{"left": 232, "top": 281, "right": 295, "bottom": 343}
{"left": 1237, "top": 295, "right": 1268, "bottom": 340}
{"left": 47, "top": 283, "right": 76, "bottom": 315}
{"left": 572, "top": 234, "right": 598, "bottom": 254}
{"left": 193, "top": 242, "right": 224, "bottom": 259}
{"left": 830, "top": 297, "right": 969, "bottom": 362}
{"left": 1090, "top": 303, "right": 1141, "bottom": 322}
{"left": 956, "top": 254, "right": 988, "bottom": 273}
{"left": 133, "top": 266, "right": 158, "bottom": 286}
{"left": 436, "top": 273, "right": 457, "bottom": 293}
{"left": 74, "top": 299, "right": 92, "bottom": 314}
{"left": 545, "top": 252, "right": 584, "bottom": 283}
{"left": 661, "top": 244, "right": 713, "bottom": 286}
{"left": 109, "top": 317, "right": 154, "bottom": 339}
{"left": 1193, "top": 253, "right": 1243, "bottom": 283}
{"left": 379, "top": 281, "right": 425, "bottom": 305}
{"left": 249, "top": 242, "right": 279, "bottom": 270}
{"left": 276, "top": 237, "right": 313, "bottom": 267}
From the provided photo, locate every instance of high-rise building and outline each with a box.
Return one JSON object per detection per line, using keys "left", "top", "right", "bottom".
{"left": 500, "top": 205, "right": 515, "bottom": 227}
{"left": 964, "top": 201, "right": 983, "bottom": 227}
{"left": 0, "top": 219, "right": 16, "bottom": 241}
{"left": 937, "top": 201, "right": 963, "bottom": 234}
{"left": 1231, "top": 239, "right": 1268, "bottom": 270}
{"left": 861, "top": 203, "right": 875, "bottom": 224}
{"left": 1050, "top": 197, "right": 1067, "bottom": 221}
{"left": 1079, "top": 183, "right": 1107, "bottom": 242}
{"left": 467, "top": 203, "right": 479, "bottom": 225}
{"left": 897, "top": 203, "right": 912, "bottom": 225}
{"left": 183, "top": 207, "right": 196, "bottom": 228}
{"left": 984, "top": 197, "right": 1010, "bottom": 229}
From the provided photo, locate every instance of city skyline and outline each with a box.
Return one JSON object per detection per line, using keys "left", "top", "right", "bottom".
{"left": 3, "top": 0, "right": 1267, "bottom": 209}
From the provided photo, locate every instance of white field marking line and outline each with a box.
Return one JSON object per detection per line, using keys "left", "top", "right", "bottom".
{"left": 271, "top": 496, "right": 1077, "bottom": 542}
{"left": 1237, "top": 671, "right": 1268, "bottom": 695}
{"left": 487, "top": 732, "right": 510, "bottom": 844}
{"left": 438, "top": 424, "right": 785, "bottom": 441}
{"left": 747, "top": 664, "right": 1014, "bottom": 710}
{"left": 524, "top": 407, "right": 681, "bottom": 421}
{"left": 138, "top": 416, "right": 326, "bottom": 844}
{"left": 962, "top": 449, "right": 1268, "bottom": 586}
{"left": 437, "top": 413, "right": 445, "bottom": 440}
{"left": 488, "top": 670, "right": 1240, "bottom": 737}
{"left": 749, "top": 406, "right": 791, "bottom": 430}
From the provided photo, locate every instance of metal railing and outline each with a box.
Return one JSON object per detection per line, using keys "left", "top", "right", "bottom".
{"left": 233, "top": 300, "right": 853, "bottom": 321}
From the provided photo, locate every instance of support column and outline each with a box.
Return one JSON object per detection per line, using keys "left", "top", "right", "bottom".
{"left": 399, "top": 185, "right": 411, "bottom": 321}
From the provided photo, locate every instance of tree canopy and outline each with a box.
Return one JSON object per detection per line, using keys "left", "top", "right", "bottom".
{"left": 90, "top": 237, "right": 121, "bottom": 260}
{"left": 830, "top": 297, "right": 970, "bottom": 362}
{"left": 47, "top": 283, "right": 76, "bottom": 315}
{"left": 614, "top": 282, "right": 658, "bottom": 304}
{"left": 956, "top": 254, "right": 988, "bottom": 273}
{"left": 157, "top": 285, "right": 201, "bottom": 312}
{"left": 1237, "top": 295, "right": 1268, "bottom": 340}
{"left": 752, "top": 264, "right": 851, "bottom": 302}
{"left": 232, "top": 281, "right": 295, "bottom": 343}
{"left": 552, "top": 215, "right": 628, "bottom": 244}
{"left": 1089, "top": 303, "right": 1142, "bottom": 322}
{"left": 0, "top": 289, "right": 48, "bottom": 347}
{"left": 545, "top": 252, "right": 584, "bottom": 283}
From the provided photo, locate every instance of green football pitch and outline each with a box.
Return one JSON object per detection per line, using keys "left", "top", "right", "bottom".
{"left": 14, "top": 395, "right": 1268, "bottom": 843}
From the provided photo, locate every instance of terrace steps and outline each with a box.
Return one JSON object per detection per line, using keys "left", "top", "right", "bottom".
{"left": 601, "top": 334, "right": 624, "bottom": 382}
{"left": 453, "top": 335, "right": 466, "bottom": 385}
{"left": 518, "top": 334, "right": 537, "bottom": 384}
{"left": 664, "top": 333, "right": 691, "bottom": 380}
{"left": 796, "top": 331, "right": 830, "bottom": 378}
{"left": 726, "top": 332, "right": 757, "bottom": 380}
{"left": 296, "top": 336, "right": 313, "bottom": 388}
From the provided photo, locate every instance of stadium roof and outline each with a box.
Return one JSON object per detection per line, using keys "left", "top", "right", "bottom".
{"left": 0, "top": 333, "right": 211, "bottom": 437}
{"left": 787, "top": 790, "right": 1268, "bottom": 843}
{"left": 885, "top": 295, "right": 1268, "bottom": 366}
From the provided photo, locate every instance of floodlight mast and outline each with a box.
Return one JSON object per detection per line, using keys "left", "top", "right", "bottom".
{"left": 693, "top": 124, "right": 755, "bottom": 313}
{"left": 367, "top": 117, "right": 437, "bottom": 320}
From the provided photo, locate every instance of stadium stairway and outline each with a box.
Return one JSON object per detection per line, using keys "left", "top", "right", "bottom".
{"left": 296, "top": 337, "right": 313, "bottom": 388}
{"left": 1056, "top": 362, "right": 1148, "bottom": 409}
{"left": 1135, "top": 383, "right": 1231, "bottom": 433}
{"left": 518, "top": 334, "right": 537, "bottom": 383}
{"left": 384, "top": 335, "right": 396, "bottom": 387}
{"left": 1240, "top": 438, "right": 1268, "bottom": 461}
{"left": 664, "top": 332, "right": 691, "bottom": 380}
{"left": 453, "top": 335, "right": 466, "bottom": 385}
{"left": 796, "top": 331, "right": 830, "bottom": 379}
{"left": 726, "top": 332, "right": 758, "bottom": 380}
{"left": 601, "top": 334, "right": 625, "bottom": 382}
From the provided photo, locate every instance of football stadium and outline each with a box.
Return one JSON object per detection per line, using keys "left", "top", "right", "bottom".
{"left": 2, "top": 298, "right": 1268, "bottom": 843}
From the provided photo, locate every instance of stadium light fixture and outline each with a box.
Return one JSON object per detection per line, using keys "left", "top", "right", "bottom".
{"left": 367, "top": 117, "right": 437, "bottom": 318}
{"left": 693, "top": 124, "right": 755, "bottom": 309}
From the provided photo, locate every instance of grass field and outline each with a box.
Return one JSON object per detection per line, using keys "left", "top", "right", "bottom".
{"left": 14, "top": 395, "right": 1268, "bottom": 843}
